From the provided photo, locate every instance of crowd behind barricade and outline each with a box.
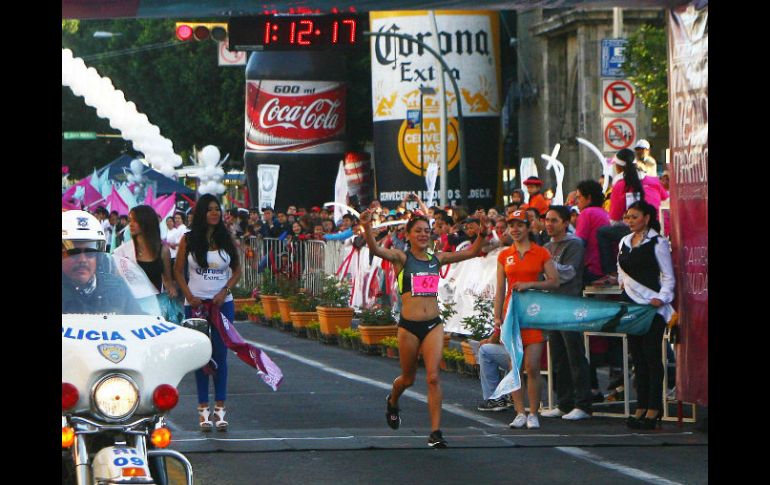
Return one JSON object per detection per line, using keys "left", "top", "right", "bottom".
{"left": 72, "top": 140, "right": 676, "bottom": 438}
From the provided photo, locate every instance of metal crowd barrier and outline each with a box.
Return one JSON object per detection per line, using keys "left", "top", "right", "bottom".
{"left": 237, "top": 237, "right": 349, "bottom": 296}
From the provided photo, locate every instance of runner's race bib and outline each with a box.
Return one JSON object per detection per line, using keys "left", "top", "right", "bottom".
{"left": 411, "top": 272, "right": 439, "bottom": 297}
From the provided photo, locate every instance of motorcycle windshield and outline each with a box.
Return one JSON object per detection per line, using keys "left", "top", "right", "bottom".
{"left": 62, "top": 253, "right": 162, "bottom": 316}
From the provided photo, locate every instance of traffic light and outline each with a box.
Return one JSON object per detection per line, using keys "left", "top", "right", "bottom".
{"left": 175, "top": 22, "right": 228, "bottom": 42}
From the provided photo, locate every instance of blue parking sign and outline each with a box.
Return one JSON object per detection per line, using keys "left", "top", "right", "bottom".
{"left": 601, "top": 39, "right": 627, "bottom": 78}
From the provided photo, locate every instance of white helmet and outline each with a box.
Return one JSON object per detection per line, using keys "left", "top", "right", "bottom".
{"left": 62, "top": 210, "right": 107, "bottom": 252}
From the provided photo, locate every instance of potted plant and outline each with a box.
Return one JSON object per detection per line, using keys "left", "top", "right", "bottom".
{"left": 232, "top": 285, "right": 255, "bottom": 313}
{"left": 315, "top": 273, "right": 353, "bottom": 340}
{"left": 349, "top": 328, "right": 362, "bottom": 351}
{"left": 306, "top": 320, "right": 321, "bottom": 340}
{"left": 276, "top": 276, "right": 301, "bottom": 327}
{"left": 357, "top": 305, "right": 398, "bottom": 347}
{"left": 242, "top": 303, "right": 264, "bottom": 324}
{"left": 338, "top": 327, "right": 358, "bottom": 349}
{"left": 270, "top": 312, "right": 282, "bottom": 328}
{"left": 380, "top": 336, "right": 400, "bottom": 359}
{"left": 439, "top": 300, "right": 457, "bottom": 349}
{"left": 460, "top": 295, "right": 495, "bottom": 367}
{"left": 442, "top": 348, "right": 463, "bottom": 373}
{"left": 259, "top": 272, "right": 281, "bottom": 317}
{"left": 288, "top": 290, "right": 319, "bottom": 338}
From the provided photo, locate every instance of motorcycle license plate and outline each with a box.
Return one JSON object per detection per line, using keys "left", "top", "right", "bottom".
{"left": 93, "top": 446, "right": 151, "bottom": 480}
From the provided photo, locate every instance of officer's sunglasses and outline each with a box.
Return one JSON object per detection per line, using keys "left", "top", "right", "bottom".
{"left": 65, "top": 248, "right": 100, "bottom": 258}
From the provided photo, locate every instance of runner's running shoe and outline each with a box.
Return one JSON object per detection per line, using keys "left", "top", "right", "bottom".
{"left": 476, "top": 397, "right": 509, "bottom": 412}
{"left": 386, "top": 394, "right": 401, "bottom": 430}
{"left": 428, "top": 429, "right": 448, "bottom": 448}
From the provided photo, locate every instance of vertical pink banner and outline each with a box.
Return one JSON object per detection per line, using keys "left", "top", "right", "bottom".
{"left": 668, "top": 2, "right": 708, "bottom": 406}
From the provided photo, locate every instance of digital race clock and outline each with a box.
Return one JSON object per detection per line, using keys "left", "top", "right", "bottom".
{"left": 228, "top": 15, "right": 366, "bottom": 51}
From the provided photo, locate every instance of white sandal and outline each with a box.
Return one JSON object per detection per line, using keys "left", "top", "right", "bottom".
{"left": 198, "top": 406, "right": 213, "bottom": 431}
{"left": 213, "top": 405, "right": 228, "bottom": 431}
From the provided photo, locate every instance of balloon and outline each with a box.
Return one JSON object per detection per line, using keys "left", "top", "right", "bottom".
{"left": 199, "top": 145, "right": 221, "bottom": 167}
{"left": 130, "top": 159, "right": 144, "bottom": 174}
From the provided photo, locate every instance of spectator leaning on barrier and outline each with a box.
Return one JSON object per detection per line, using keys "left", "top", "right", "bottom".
{"left": 540, "top": 206, "right": 593, "bottom": 421}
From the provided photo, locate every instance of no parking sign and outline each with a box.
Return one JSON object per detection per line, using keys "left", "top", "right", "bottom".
{"left": 603, "top": 117, "right": 636, "bottom": 152}
{"left": 602, "top": 80, "right": 636, "bottom": 115}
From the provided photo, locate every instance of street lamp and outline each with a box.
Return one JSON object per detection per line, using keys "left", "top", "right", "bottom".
{"left": 418, "top": 85, "right": 436, "bottom": 178}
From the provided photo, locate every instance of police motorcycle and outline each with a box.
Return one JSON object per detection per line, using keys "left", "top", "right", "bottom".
{"left": 62, "top": 211, "right": 212, "bottom": 485}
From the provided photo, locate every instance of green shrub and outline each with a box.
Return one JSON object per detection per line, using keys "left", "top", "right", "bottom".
{"left": 380, "top": 336, "right": 399, "bottom": 348}
{"left": 461, "top": 295, "right": 495, "bottom": 341}
{"left": 357, "top": 305, "right": 396, "bottom": 326}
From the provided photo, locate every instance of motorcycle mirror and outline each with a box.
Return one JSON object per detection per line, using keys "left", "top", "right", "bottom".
{"left": 181, "top": 318, "right": 209, "bottom": 335}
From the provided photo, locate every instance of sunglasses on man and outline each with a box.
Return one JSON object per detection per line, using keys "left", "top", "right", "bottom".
{"left": 64, "top": 248, "right": 100, "bottom": 258}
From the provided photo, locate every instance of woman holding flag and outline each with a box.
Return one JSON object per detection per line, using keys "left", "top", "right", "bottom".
{"left": 492, "top": 209, "right": 560, "bottom": 430}
{"left": 360, "top": 207, "right": 488, "bottom": 448}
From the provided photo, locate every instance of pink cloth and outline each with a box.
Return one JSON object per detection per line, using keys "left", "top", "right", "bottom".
{"left": 575, "top": 206, "right": 610, "bottom": 277}
{"left": 197, "top": 301, "right": 284, "bottom": 391}
{"left": 609, "top": 176, "right": 669, "bottom": 222}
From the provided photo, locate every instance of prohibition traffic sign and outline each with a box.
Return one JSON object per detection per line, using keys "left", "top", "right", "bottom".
{"left": 603, "top": 117, "right": 636, "bottom": 151}
{"left": 602, "top": 80, "right": 636, "bottom": 115}
{"left": 218, "top": 41, "right": 247, "bottom": 66}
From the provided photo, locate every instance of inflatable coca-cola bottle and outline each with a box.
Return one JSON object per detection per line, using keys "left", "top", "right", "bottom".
{"left": 244, "top": 50, "right": 347, "bottom": 210}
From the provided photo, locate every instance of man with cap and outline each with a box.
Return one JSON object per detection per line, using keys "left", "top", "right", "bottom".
{"left": 521, "top": 176, "right": 550, "bottom": 217}
{"left": 634, "top": 139, "right": 658, "bottom": 177}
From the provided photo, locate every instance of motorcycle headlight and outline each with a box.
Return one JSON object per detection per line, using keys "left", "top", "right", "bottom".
{"left": 92, "top": 374, "right": 139, "bottom": 421}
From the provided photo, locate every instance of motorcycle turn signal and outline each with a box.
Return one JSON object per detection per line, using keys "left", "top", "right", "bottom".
{"left": 62, "top": 426, "right": 75, "bottom": 448}
{"left": 151, "top": 427, "right": 172, "bottom": 448}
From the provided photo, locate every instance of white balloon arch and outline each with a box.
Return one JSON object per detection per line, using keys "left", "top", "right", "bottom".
{"left": 61, "top": 48, "right": 183, "bottom": 178}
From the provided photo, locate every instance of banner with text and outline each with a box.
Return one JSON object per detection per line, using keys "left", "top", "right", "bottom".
{"left": 668, "top": 1, "right": 708, "bottom": 406}
{"left": 369, "top": 10, "right": 501, "bottom": 208}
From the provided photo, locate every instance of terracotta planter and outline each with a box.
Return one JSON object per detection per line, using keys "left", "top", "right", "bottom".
{"left": 316, "top": 306, "right": 354, "bottom": 336}
{"left": 290, "top": 311, "right": 317, "bottom": 329}
{"left": 233, "top": 298, "right": 253, "bottom": 313}
{"left": 461, "top": 340, "right": 480, "bottom": 366}
{"left": 444, "top": 332, "right": 451, "bottom": 349}
{"left": 358, "top": 324, "right": 398, "bottom": 346}
{"left": 277, "top": 298, "right": 294, "bottom": 324}
{"left": 260, "top": 295, "right": 279, "bottom": 317}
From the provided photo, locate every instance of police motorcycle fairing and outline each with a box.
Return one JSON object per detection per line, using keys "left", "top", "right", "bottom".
{"left": 62, "top": 242, "right": 211, "bottom": 484}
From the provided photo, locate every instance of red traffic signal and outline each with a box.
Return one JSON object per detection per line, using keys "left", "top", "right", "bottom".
{"left": 176, "top": 22, "right": 228, "bottom": 42}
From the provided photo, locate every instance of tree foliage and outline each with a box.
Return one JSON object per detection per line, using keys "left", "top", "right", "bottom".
{"left": 624, "top": 24, "right": 668, "bottom": 130}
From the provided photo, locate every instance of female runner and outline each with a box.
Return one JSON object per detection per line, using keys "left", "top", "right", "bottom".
{"left": 360, "top": 209, "right": 488, "bottom": 448}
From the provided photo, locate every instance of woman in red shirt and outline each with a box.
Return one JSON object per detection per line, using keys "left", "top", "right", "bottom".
{"left": 492, "top": 210, "right": 559, "bottom": 430}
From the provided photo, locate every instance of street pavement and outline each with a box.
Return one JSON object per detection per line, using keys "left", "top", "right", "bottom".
{"left": 164, "top": 320, "right": 707, "bottom": 485}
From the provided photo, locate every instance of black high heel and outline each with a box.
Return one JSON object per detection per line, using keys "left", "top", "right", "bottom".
{"left": 638, "top": 413, "right": 662, "bottom": 430}
{"left": 626, "top": 416, "right": 641, "bottom": 429}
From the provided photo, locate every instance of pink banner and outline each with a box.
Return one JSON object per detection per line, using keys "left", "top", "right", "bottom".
{"left": 668, "top": 2, "right": 708, "bottom": 406}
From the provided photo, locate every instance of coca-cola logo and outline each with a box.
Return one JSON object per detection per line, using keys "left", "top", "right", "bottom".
{"left": 259, "top": 97, "right": 341, "bottom": 131}
{"left": 246, "top": 81, "right": 346, "bottom": 151}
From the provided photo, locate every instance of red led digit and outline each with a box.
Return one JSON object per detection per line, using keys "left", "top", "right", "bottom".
{"left": 289, "top": 21, "right": 296, "bottom": 44}
{"left": 297, "top": 20, "right": 313, "bottom": 45}
{"left": 343, "top": 19, "right": 357, "bottom": 43}
{"left": 264, "top": 21, "right": 271, "bottom": 44}
{"left": 332, "top": 21, "right": 339, "bottom": 44}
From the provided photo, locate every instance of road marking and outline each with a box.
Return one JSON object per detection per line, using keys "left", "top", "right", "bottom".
{"left": 171, "top": 431, "right": 696, "bottom": 444}
{"left": 245, "top": 339, "right": 503, "bottom": 428}
{"left": 556, "top": 447, "right": 686, "bottom": 485}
